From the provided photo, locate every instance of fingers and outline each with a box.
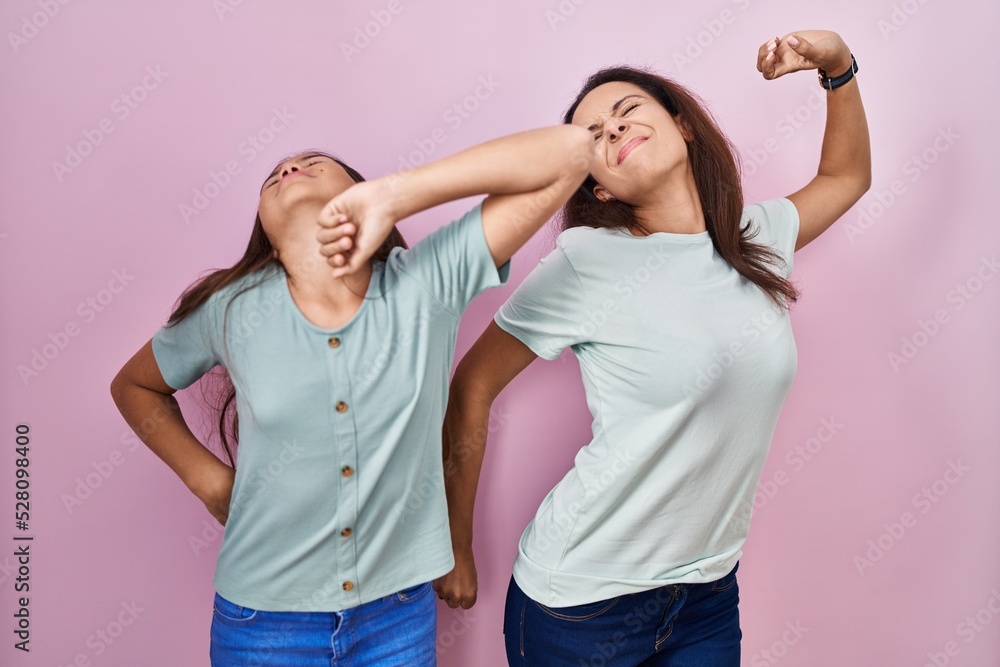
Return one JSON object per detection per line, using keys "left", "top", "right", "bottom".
{"left": 320, "top": 239, "right": 354, "bottom": 273}
{"left": 316, "top": 206, "right": 351, "bottom": 240}
{"left": 758, "top": 31, "right": 836, "bottom": 81}
{"left": 326, "top": 252, "right": 352, "bottom": 274}
{"left": 318, "top": 218, "right": 356, "bottom": 272}
{"left": 329, "top": 245, "right": 364, "bottom": 278}
{"left": 315, "top": 212, "right": 366, "bottom": 277}
{"left": 432, "top": 578, "right": 478, "bottom": 609}
{"left": 760, "top": 33, "right": 814, "bottom": 79}
{"left": 437, "top": 592, "right": 477, "bottom": 609}
{"left": 317, "top": 216, "right": 353, "bottom": 242}
{"left": 317, "top": 202, "right": 347, "bottom": 228}
{"left": 758, "top": 36, "right": 780, "bottom": 78}
{"left": 319, "top": 232, "right": 354, "bottom": 259}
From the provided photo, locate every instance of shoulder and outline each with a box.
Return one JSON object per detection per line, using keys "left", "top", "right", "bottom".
{"left": 742, "top": 198, "right": 799, "bottom": 245}
{"left": 555, "top": 224, "right": 617, "bottom": 245}
{"left": 553, "top": 224, "right": 620, "bottom": 260}
{"left": 742, "top": 198, "right": 799, "bottom": 230}
{"left": 192, "top": 264, "right": 284, "bottom": 318}
{"left": 222, "top": 264, "right": 282, "bottom": 298}
{"left": 550, "top": 225, "right": 636, "bottom": 281}
{"left": 385, "top": 203, "right": 484, "bottom": 268}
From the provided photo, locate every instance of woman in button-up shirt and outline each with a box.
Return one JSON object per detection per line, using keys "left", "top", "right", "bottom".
{"left": 110, "top": 124, "right": 595, "bottom": 665}
{"left": 435, "top": 30, "right": 871, "bottom": 666}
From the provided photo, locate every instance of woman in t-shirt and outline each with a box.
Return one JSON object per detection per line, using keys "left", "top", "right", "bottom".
{"left": 109, "top": 124, "right": 594, "bottom": 666}
{"left": 433, "top": 30, "right": 870, "bottom": 665}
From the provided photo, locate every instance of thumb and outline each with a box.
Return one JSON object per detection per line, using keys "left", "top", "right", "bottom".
{"left": 784, "top": 34, "right": 816, "bottom": 59}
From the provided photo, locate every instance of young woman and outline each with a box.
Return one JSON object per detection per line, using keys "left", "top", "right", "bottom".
{"left": 109, "top": 124, "right": 594, "bottom": 666}
{"left": 433, "top": 30, "right": 870, "bottom": 665}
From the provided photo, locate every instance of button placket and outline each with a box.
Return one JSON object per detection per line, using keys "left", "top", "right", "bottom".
{"left": 327, "top": 330, "right": 360, "bottom": 604}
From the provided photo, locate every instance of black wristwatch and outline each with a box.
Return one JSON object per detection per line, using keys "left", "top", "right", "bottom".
{"left": 818, "top": 54, "right": 858, "bottom": 91}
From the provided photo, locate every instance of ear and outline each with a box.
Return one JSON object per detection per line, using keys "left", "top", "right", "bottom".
{"left": 676, "top": 115, "right": 694, "bottom": 142}
{"left": 593, "top": 184, "right": 615, "bottom": 202}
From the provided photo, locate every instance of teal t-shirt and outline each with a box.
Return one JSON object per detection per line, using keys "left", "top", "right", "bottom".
{"left": 494, "top": 198, "right": 799, "bottom": 607}
{"left": 152, "top": 202, "right": 509, "bottom": 611}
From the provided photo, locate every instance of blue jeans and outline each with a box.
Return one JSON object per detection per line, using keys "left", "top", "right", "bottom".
{"left": 504, "top": 562, "right": 741, "bottom": 666}
{"left": 210, "top": 582, "right": 437, "bottom": 666}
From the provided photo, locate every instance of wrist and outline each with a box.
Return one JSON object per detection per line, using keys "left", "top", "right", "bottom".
{"left": 818, "top": 53, "right": 858, "bottom": 91}
{"left": 823, "top": 54, "right": 854, "bottom": 79}
{"left": 186, "top": 456, "right": 229, "bottom": 501}
{"left": 450, "top": 529, "right": 474, "bottom": 554}
{"left": 453, "top": 543, "right": 475, "bottom": 560}
{"left": 379, "top": 171, "right": 418, "bottom": 222}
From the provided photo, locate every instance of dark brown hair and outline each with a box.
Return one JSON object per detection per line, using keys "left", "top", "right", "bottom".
{"left": 165, "top": 150, "right": 407, "bottom": 467}
{"left": 562, "top": 66, "right": 799, "bottom": 310}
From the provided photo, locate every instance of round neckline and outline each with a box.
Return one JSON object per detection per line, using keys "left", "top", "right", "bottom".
{"left": 281, "top": 263, "right": 381, "bottom": 334}
{"left": 610, "top": 226, "right": 710, "bottom": 243}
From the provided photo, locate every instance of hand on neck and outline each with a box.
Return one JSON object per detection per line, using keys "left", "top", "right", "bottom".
{"left": 274, "top": 210, "right": 373, "bottom": 309}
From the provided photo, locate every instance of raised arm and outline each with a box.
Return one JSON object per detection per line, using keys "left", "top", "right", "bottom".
{"left": 757, "top": 30, "right": 872, "bottom": 251}
{"left": 110, "top": 340, "right": 234, "bottom": 524}
{"left": 433, "top": 321, "right": 538, "bottom": 609}
{"left": 317, "top": 125, "right": 595, "bottom": 277}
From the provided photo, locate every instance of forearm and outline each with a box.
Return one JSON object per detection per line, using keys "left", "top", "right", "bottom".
{"left": 386, "top": 124, "right": 593, "bottom": 220}
{"left": 816, "top": 66, "right": 871, "bottom": 189}
{"left": 441, "top": 387, "right": 495, "bottom": 553}
{"left": 111, "top": 382, "right": 228, "bottom": 497}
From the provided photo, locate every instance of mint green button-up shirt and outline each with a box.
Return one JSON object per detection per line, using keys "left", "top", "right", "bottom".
{"left": 152, "top": 202, "right": 509, "bottom": 611}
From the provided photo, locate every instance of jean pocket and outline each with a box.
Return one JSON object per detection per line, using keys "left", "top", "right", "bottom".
{"left": 394, "top": 581, "right": 432, "bottom": 604}
{"left": 710, "top": 562, "right": 739, "bottom": 592}
{"left": 532, "top": 595, "right": 622, "bottom": 622}
{"left": 213, "top": 592, "right": 260, "bottom": 626}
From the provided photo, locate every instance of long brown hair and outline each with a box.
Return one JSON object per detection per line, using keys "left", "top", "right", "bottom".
{"left": 562, "top": 66, "right": 799, "bottom": 310}
{"left": 165, "top": 151, "right": 407, "bottom": 467}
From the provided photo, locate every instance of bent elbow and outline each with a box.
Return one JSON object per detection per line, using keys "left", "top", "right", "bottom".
{"left": 855, "top": 173, "right": 873, "bottom": 204}
{"left": 859, "top": 169, "right": 873, "bottom": 195}
{"left": 109, "top": 371, "right": 128, "bottom": 409}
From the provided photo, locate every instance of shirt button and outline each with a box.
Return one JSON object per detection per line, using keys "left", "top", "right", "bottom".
{"left": 341, "top": 527, "right": 352, "bottom": 537}
{"left": 328, "top": 336, "right": 341, "bottom": 349}
{"left": 336, "top": 401, "right": 348, "bottom": 413}
{"left": 342, "top": 581, "right": 354, "bottom": 591}
{"left": 341, "top": 465, "right": 354, "bottom": 477}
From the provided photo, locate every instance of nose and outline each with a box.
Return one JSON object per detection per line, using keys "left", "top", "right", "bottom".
{"left": 603, "top": 117, "right": 628, "bottom": 142}
{"left": 280, "top": 162, "right": 301, "bottom": 178}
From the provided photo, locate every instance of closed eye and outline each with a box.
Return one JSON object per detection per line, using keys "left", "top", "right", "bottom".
{"left": 592, "top": 104, "right": 640, "bottom": 142}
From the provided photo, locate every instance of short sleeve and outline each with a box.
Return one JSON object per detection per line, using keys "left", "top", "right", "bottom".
{"left": 744, "top": 198, "right": 800, "bottom": 278}
{"left": 151, "top": 295, "right": 224, "bottom": 391}
{"left": 493, "top": 238, "right": 588, "bottom": 361}
{"left": 393, "top": 201, "right": 511, "bottom": 316}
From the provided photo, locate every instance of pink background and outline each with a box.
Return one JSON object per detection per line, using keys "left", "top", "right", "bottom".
{"left": 3, "top": 1, "right": 999, "bottom": 665}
